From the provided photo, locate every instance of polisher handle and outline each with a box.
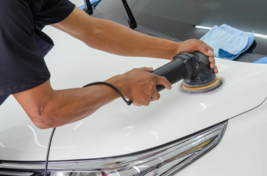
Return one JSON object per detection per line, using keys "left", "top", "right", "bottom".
{"left": 152, "top": 54, "right": 188, "bottom": 91}
{"left": 152, "top": 52, "right": 213, "bottom": 92}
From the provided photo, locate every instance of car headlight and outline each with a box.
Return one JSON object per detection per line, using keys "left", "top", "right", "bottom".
{"left": 0, "top": 121, "right": 227, "bottom": 176}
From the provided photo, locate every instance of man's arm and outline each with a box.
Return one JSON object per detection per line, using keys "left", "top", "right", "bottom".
{"left": 52, "top": 7, "right": 217, "bottom": 72}
{"left": 13, "top": 68, "right": 171, "bottom": 129}
{"left": 13, "top": 6, "right": 217, "bottom": 130}
{"left": 52, "top": 7, "right": 177, "bottom": 60}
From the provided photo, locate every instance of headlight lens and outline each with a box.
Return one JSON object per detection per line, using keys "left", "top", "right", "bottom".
{"left": 0, "top": 121, "right": 227, "bottom": 176}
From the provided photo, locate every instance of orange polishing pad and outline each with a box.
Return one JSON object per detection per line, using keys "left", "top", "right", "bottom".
{"left": 181, "top": 77, "right": 222, "bottom": 93}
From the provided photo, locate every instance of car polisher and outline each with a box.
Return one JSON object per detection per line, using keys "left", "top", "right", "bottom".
{"left": 152, "top": 52, "right": 222, "bottom": 93}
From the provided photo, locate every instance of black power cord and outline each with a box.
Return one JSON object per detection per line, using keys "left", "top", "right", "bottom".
{"left": 44, "top": 82, "right": 131, "bottom": 175}
{"left": 44, "top": 128, "right": 56, "bottom": 176}
{"left": 83, "top": 82, "right": 132, "bottom": 105}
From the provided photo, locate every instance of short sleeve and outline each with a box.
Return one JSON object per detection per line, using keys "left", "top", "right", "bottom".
{"left": 35, "top": 0, "right": 76, "bottom": 29}
{"left": 0, "top": 0, "right": 50, "bottom": 96}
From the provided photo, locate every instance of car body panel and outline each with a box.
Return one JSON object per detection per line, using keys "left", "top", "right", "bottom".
{"left": 0, "top": 26, "right": 267, "bottom": 161}
{"left": 178, "top": 96, "right": 267, "bottom": 176}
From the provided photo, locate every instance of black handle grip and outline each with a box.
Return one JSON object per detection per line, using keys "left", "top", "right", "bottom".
{"left": 152, "top": 55, "right": 188, "bottom": 91}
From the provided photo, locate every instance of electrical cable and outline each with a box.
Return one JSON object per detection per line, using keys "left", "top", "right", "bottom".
{"left": 44, "top": 128, "right": 56, "bottom": 176}
{"left": 83, "top": 82, "right": 132, "bottom": 105}
{"left": 43, "top": 82, "right": 131, "bottom": 175}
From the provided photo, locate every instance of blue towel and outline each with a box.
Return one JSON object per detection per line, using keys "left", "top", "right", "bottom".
{"left": 200, "top": 24, "right": 254, "bottom": 60}
{"left": 253, "top": 57, "right": 267, "bottom": 64}
{"left": 78, "top": 0, "right": 102, "bottom": 10}
{"left": 79, "top": 4, "right": 85, "bottom": 9}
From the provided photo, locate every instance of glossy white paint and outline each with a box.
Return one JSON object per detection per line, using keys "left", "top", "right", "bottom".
{"left": 178, "top": 95, "right": 267, "bottom": 176}
{"left": 0, "top": 26, "right": 267, "bottom": 162}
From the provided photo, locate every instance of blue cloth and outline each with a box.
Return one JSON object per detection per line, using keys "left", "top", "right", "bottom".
{"left": 253, "top": 57, "right": 267, "bottom": 64}
{"left": 79, "top": 4, "right": 85, "bottom": 9}
{"left": 200, "top": 24, "right": 254, "bottom": 60}
{"left": 79, "top": 0, "right": 102, "bottom": 10}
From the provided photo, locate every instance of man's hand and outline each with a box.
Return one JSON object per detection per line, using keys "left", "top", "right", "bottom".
{"left": 177, "top": 39, "right": 218, "bottom": 74}
{"left": 107, "top": 67, "right": 172, "bottom": 106}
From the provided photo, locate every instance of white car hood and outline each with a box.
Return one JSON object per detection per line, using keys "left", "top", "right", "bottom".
{"left": 1, "top": 27, "right": 267, "bottom": 161}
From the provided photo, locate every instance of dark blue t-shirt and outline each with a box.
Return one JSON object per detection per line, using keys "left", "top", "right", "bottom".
{"left": 0, "top": 0, "right": 75, "bottom": 105}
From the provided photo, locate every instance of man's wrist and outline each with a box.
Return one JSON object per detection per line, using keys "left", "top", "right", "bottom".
{"left": 167, "top": 41, "right": 180, "bottom": 60}
{"left": 105, "top": 75, "right": 128, "bottom": 99}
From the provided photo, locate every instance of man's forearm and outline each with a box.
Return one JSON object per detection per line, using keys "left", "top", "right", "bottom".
{"left": 14, "top": 67, "right": 172, "bottom": 129}
{"left": 14, "top": 79, "right": 121, "bottom": 129}
{"left": 41, "top": 85, "right": 118, "bottom": 128}
{"left": 53, "top": 7, "right": 178, "bottom": 60}
{"left": 82, "top": 18, "right": 178, "bottom": 60}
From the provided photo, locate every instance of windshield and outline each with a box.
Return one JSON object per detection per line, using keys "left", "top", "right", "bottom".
{"left": 95, "top": 0, "right": 267, "bottom": 55}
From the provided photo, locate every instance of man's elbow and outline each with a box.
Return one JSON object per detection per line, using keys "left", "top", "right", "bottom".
{"left": 33, "top": 121, "right": 51, "bottom": 130}
{"left": 30, "top": 114, "right": 56, "bottom": 130}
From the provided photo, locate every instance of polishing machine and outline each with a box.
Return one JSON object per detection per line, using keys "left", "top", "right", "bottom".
{"left": 152, "top": 52, "right": 222, "bottom": 93}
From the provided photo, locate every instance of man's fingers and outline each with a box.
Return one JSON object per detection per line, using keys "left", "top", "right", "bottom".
{"left": 203, "top": 48, "right": 214, "bottom": 57}
{"left": 155, "top": 76, "right": 172, "bottom": 90}
{"left": 210, "top": 62, "right": 215, "bottom": 69}
{"left": 140, "top": 67, "right": 153, "bottom": 72}
{"left": 196, "top": 40, "right": 218, "bottom": 73}
{"left": 133, "top": 102, "right": 142, "bottom": 107}
{"left": 196, "top": 40, "right": 214, "bottom": 57}
{"left": 210, "top": 60, "right": 219, "bottom": 73}
{"left": 199, "top": 40, "right": 214, "bottom": 54}
{"left": 150, "top": 90, "right": 160, "bottom": 102}
{"left": 214, "top": 65, "right": 218, "bottom": 73}
{"left": 209, "top": 56, "right": 215, "bottom": 63}
{"left": 210, "top": 64, "right": 218, "bottom": 73}
{"left": 199, "top": 47, "right": 214, "bottom": 58}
